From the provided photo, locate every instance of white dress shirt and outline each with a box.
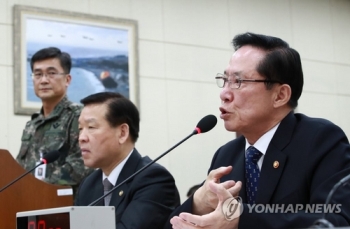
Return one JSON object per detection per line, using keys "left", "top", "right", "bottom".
{"left": 245, "top": 123, "right": 280, "bottom": 170}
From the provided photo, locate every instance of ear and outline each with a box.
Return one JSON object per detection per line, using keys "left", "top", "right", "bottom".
{"left": 65, "top": 74, "right": 72, "bottom": 87}
{"left": 273, "top": 84, "right": 291, "bottom": 108}
{"left": 117, "top": 123, "right": 130, "bottom": 144}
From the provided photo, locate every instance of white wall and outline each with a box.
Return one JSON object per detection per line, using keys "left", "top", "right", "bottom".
{"left": 0, "top": 0, "right": 349, "bottom": 202}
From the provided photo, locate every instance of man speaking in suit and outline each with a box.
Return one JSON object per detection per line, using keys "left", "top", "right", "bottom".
{"left": 167, "top": 32, "right": 350, "bottom": 228}
{"left": 74, "top": 92, "right": 180, "bottom": 229}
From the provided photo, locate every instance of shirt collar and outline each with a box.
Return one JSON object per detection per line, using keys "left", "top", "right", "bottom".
{"left": 245, "top": 123, "right": 280, "bottom": 156}
{"left": 102, "top": 149, "right": 134, "bottom": 186}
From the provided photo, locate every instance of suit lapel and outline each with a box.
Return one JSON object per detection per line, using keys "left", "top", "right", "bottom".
{"left": 230, "top": 139, "right": 247, "bottom": 202}
{"left": 256, "top": 112, "right": 296, "bottom": 204}
{"left": 109, "top": 149, "right": 141, "bottom": 209}
{"left": 216, "top": 137, "right": 247, "bottom": 202}
{"left": 88, "top": 169, "right": 105, "bottom": 206}
{"left": 256, "top": 145, "right": 287, "bottom": 203}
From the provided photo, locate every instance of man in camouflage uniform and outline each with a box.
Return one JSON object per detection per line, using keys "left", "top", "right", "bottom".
{"left": 16, "top": 47, "right": 94, "bottom": 195}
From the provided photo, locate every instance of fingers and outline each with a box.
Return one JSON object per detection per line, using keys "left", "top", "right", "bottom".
{"left": 179, "top": 213, "right": 211, "bottom": 228}
{"left": 208, "top": 180, "right": 242, "bottom": 202}
{"left": 192, "top": 166, "right": 236, "bottom": 215}
{"left": 170, "top": 215, "right": 198, "bottom": 229}
{"left": 221, "top": 180, "right": 236, "bottom": 189}
{"left": 208, "top": 166, "right": 233, "bottom": 182}
{"left": 208, "top": 181, "right": 233, "bottom": 201}
{"left": 194, "top": 167, "right": 233, "bottom": 207}
{"left": 227, "top": 181, "right": 242, "bottom": 196}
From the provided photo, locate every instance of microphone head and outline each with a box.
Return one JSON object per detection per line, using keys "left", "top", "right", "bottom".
{"left": 41, "top": 150, "right": 60, "bottom": 164}
{"left": 194, "top": 114, "right": 217, "bottom": 134}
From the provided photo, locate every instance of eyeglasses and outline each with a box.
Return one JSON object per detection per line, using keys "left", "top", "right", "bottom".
{"left": 215, "top": 73, "right": 282, "bottom": 89}
{"left": 31, "top": 72, "right": 67, "bottom": 80}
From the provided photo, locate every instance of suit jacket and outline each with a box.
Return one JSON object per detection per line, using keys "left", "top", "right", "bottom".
{"left": 164, "top": 112, "right": 350, "bottom": 228}
{"left": 75, "top": 149, "right": 180, "bottom": 229}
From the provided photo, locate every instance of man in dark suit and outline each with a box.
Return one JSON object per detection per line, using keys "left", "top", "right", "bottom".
{"left": 74, "top": 92, "right": 180, "bottom": 229}
{"left": 167, "top": 32, "right": 350, "bottom": 229}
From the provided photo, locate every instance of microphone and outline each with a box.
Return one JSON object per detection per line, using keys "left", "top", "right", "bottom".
{"left": 309, "top": 174, "right": 350, "bottom": 228}
{"left": 88, "top": 114, "right": 217, "bottom": 206}
{"left": 193, "top": 114, "right": 218, "bottom": 134}
{"left": 0, "top": 150, "right": 61, "bottom": 192}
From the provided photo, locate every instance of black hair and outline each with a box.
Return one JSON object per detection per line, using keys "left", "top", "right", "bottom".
{"left": 80, "top": 92, "right": 140, "bottom": 142}
{"left": 30, "top": 47, "right": 72, "bottom": 74}
{"left": 232, "top": 32, "right": 303, "bottom": 108}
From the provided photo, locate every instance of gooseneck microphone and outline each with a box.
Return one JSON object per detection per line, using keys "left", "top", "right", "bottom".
{"left": 309, "top": 174, "right": 350, "bottom": 228}
{"left": 0, "top": 150, "right": 61, "bottom": 193}
{"left": 89, "top": 114, "right": 217, "bottom": 206}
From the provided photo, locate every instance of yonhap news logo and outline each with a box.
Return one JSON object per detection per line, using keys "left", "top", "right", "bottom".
{"left": 222, "top": 196, "right": 244, "bottom": 220}
{"left": 221, "top": 196, "right": 342, "bottom": 220}
{"left": 246, "top": 203, "right": 342, "bottom": 214}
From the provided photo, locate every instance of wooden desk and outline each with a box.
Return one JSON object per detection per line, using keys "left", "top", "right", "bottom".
{"left": 0, "top": 149, "right": 73, "bottom": 229}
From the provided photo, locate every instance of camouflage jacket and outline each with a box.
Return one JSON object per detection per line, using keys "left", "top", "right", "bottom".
{"left": 16, "top": 96, "right": 94, "bottom": 189}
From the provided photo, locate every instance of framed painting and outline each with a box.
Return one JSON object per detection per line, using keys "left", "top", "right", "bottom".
{"left": 13, "top": 5, "right": 138, "bottom": 115}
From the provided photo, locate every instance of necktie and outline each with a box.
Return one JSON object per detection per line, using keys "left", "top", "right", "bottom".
{"left": 103, "top": 178, "right": 114, "bottom": 206}
{"left": 245, "top": 146, "right": 262, "bottom": 205}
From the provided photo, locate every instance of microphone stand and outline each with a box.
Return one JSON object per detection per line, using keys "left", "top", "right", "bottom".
{"left": 0, "top": 162, "right": 44, "bottom": 192}
{"left": 89, "top": 130, "right": 197, "bottom": 206}
{"left": 310, "top": 174, "right": 350, "bottom": 228}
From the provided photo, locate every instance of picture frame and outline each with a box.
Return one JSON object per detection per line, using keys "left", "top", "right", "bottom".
{"left": 13, "top": 5, "right": 139, "bottom": 115}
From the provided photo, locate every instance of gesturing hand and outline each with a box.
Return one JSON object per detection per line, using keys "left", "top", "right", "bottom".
{"left": 192, "top": 166, "right": 237, "bottom": 215}
{"left": 171, "top": 180, "right": 242, "bottom": 229}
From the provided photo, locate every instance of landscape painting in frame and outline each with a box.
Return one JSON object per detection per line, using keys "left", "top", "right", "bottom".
{"left": 13, "top": 5, "right": 138, "bottom": 115}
